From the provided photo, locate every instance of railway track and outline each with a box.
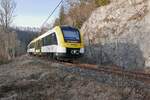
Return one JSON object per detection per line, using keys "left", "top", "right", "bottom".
{"left": 59, "top": 62, "right": 150, "bottom": 84}
{"left": 37, "top": 56, "right": 150, "bottom": 84}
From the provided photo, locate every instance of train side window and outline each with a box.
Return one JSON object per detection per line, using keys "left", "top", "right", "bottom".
{"left": 43, "top": 38, "right": 47, "bottom": 46}
{"left": 42, "top": 33, "right": 57, "bottom": 46}
{"left": 42, "top": 38, "right": 44, "bottom": 46}
{"left": 33, "top": 43, "right": 35, "bottom": 48}
{"left": 36, "top": 40, "right": 41, "bottom": 49}
{"left": 47, "top": 35, "right": 51, "bottom": 45}
{"left": 29, "top": 43, "right": 34, "bottom": 48}
{"left": 43, "top": 35, "right": 51, "bottom": 46}
{"left": 43, "top": 37, "right": 47, "bottom": 46}
{"left": 51, "top": 33, "right": 58, "bottom": 45}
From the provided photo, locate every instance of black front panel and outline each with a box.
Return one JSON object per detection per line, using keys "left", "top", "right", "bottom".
{"left": 66, "top": 48, "right": 80, "bottom": 56}
{"left": 55, "top": 48, "right": 83, "bottom": 58}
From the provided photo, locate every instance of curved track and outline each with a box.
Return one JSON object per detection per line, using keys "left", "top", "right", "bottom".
{"left": 59, "top": 62, "right": 150, "bottom": 84}
{"left": 38, "top": 56, "right": 150, "bottom": 84}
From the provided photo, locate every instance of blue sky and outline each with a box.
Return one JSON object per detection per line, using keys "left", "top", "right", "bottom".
{"left": 13, "top": 0, "right": 61, "bottom": 28}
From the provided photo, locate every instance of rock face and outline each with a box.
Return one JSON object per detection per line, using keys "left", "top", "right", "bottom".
{"left": 81, "top": 0, "right": 150, "bottom": 69}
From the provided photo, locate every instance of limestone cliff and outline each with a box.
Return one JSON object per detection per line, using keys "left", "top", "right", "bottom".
{"left": 81, "top": 0, "right": 150, "bottom": 69}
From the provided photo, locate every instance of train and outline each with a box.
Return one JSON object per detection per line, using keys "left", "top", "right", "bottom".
{"left": 27, "top": 26, "right": 84, "bottom": 59}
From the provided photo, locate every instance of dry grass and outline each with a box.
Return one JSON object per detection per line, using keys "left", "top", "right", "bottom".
{"left": 0, "top": 55, "right": 149, "bottom": 100}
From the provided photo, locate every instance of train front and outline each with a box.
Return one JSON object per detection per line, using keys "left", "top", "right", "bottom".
{"left": 56, "top": 26, "right": 84, "bottom": 58}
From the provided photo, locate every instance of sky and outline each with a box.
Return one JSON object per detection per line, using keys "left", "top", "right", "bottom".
{"left": 13, "top": 0, "right": 61, "bottom": 28}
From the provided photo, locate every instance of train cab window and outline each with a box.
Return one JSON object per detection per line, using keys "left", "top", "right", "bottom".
{"left": 61, "top": 27, "right": 81, "bottom": 43}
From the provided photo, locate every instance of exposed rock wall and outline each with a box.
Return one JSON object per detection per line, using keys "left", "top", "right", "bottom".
{"left": 81, "top": 0, "right": 150, "bottom": 69}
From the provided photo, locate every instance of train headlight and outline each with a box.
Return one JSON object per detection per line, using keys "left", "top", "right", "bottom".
{"left": 71, "top": 50, "right": 80, "bottom": 55}
{"left": 71, "top": 50, "right": 75, "bottom": 54}
{"left": 80, "top": 48, "right": 84, "bottom": 54}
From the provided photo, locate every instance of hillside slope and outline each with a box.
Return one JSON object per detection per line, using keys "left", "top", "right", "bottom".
{"left": 81, "top": 0, "right": 150, "bottom": 69}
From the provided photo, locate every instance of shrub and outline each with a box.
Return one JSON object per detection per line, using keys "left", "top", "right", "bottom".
{"left": 95, "top": 0, "right": 110, "bottom": 6}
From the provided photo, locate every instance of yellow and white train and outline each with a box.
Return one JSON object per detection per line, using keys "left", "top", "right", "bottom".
{"left": 27, "top": 26, "right": 84, "bottom": 59}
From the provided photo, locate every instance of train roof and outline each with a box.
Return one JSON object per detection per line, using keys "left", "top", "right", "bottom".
{"left": 29, "top": 26, "right": 58, "bottom": 45}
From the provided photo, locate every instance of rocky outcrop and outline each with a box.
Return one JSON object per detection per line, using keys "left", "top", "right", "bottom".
{"left": 81, "top": 0, "right": 150, "bottom": 69}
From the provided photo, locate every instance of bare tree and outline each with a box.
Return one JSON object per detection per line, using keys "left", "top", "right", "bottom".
{"left": 0, "top": 0, "right": 18, "bottom": 61}
{"left": 0, "top": 0, "right": 16, "bottom": 30}
{"left": 67, "top": 0, "right": 96, "bottom": 28}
